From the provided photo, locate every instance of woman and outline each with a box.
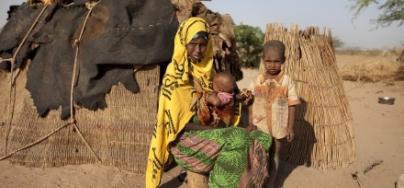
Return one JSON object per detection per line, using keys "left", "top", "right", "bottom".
{"left": 145, "top": 17, "right": 271, "bottom": 188}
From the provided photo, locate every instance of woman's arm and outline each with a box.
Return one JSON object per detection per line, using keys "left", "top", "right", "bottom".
{"left": 183, "top": 122, "right": 214, "bottom": 131}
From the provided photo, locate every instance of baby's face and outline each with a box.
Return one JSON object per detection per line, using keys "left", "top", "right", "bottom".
{"left": 211, "top": 73, "right": 237, "bottom": 105}
{"left": 213, "top": 76, "right": 235, "bottom": 93}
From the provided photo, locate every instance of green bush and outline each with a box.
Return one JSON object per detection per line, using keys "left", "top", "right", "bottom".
{"left": 234, "top": 24, "right": 264, "bottom": 68}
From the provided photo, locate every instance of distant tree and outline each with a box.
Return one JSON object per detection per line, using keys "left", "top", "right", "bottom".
{"left": 398, "top": 49, "right": 404, "bottom": 62}
{"left": 351, "top": 0, "right": 404, "bottom": 27}
{"left": 332, "top": 36, "right": 345, "bottom": 49}
{"left": 234, "top": 24, "right": 264, "bottom": 68}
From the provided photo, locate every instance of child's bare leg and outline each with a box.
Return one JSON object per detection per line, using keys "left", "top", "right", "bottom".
{"left": 267, "top": 138, "right": 281, "bottom": 188}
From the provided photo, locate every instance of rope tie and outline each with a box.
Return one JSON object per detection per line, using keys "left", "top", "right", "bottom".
{"left": 1, "top": 2, "right": 103, "bottom": 163}
{"left": 4, "top": 5, "right": 49, "bottom": 155}
{"left": 67, "top": 1, "right": 102, "bottom": 163}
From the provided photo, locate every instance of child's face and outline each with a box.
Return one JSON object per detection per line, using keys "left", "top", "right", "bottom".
{"left": 262, "top": 49, "right": 284, "bottom": 76}
{"left": 212, "top": 75, "right": 236, "bottom": 105}
{"left": 212, "top": 77, "right": 235, "bottom": 93}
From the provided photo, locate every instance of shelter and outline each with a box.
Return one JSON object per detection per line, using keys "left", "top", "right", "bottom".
{"left": 0, "top": 0, "right": 241, "bottom": 173}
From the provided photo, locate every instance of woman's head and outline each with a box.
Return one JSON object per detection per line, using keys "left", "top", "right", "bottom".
{"left": 171, "top": 17, "right": 213, "bottom": 86}
{"left": 176, "top": 18, "right": 210, "bottom": 63}
{"left": 186, "top": 31, "right": 209, "bottom": 62}
{"left": 262, "top": 40, "right": 285, "bottom": 76}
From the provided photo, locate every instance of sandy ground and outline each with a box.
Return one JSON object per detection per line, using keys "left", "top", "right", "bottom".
{"left": 1, "top": 64, "right": 404, "bottom": 187}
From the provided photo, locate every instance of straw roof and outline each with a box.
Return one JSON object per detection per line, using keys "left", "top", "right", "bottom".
{"left": 264, "top": 24, "right": 356, "bottom": 169}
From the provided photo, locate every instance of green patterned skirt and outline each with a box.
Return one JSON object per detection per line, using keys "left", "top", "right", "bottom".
{"left": 170, "top": 127, "right": 272, "bottom": 188}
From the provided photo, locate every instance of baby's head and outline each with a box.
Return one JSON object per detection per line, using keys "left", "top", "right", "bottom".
{"left": 213, "top": 72, "right": 236, "bottom": 93}
{"left": 262, "top": 40, "right": 286, "bottom": 76}
{"left": 212, "top": 72, "right": 236, "bottom": 105}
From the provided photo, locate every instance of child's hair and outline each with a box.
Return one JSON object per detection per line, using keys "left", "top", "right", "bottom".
{"left": 262, "top": 40, "right": 286, "bottom": 59}
{"left": 213, "top": 72, "right": 237, "bottom": 92}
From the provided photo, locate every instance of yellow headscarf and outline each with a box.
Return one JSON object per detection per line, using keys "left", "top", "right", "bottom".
{"left": 145, "top": 17, "right": 214, "bottom": 188}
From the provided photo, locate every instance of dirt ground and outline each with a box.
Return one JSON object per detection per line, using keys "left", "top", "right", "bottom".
{"left": 0, "top": 55, "right": 404, "bottom": 188}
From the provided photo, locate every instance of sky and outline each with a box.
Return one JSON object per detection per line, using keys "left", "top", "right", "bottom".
{"left": 1, "top": 0, "right": 403, "bottom": 49}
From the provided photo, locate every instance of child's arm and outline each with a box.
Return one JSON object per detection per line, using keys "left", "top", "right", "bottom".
{"left": 287, "top": 105, "right": 296, "bottom": 142}
{"left": 235, "top": 89, "right": 254, "bottom": 106}
{"left": 206, "top": 92, "right": 222, "bottom": 107}
{"left": 286, "top": 76, "right": 300, "bottom": 142}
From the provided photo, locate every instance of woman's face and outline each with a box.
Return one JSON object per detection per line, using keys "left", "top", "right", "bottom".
{"left": 186, "top": 38, "right": 208, "bottom": 63}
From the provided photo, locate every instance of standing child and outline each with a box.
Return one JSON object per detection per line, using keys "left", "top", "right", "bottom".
{"left": 250, "top": 40, "right": 300, "bottom": 188}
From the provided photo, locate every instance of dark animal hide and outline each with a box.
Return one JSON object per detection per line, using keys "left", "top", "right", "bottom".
{"left": 0, "top": 0, "right": 178, "bottom": 119}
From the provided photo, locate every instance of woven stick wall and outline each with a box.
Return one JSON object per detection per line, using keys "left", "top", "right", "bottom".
{"left": 0, "top": 65, "right": 159, "bottom": 173}
{"left": 265, "top": 24, "right": 355, "bottom": 169}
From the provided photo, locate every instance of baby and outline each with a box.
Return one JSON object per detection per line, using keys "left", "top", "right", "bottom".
{"left": 192, "top": 72, "right": 251, "bottom": 128}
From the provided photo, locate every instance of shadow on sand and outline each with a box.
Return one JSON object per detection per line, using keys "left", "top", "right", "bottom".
{"left": 275, "top": 99, "right": 316, "bottom": 187}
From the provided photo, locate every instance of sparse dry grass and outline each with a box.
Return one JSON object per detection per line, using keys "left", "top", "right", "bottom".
{"left": 337, "top": 54, "right": 404, "bottom": 82}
